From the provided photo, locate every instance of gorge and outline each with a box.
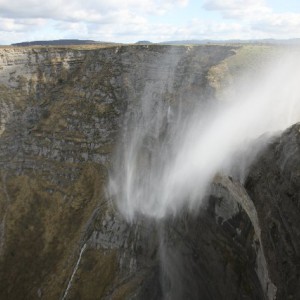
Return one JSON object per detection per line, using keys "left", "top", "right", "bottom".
{"left": 0, "top": 44, "right": 299, "bottom": 300}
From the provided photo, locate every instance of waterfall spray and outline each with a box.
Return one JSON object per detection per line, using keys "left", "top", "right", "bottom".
{"left": 109, "top": 49, "right": 300, "bottom": 221}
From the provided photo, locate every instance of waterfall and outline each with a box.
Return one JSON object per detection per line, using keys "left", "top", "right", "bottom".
{"left": 109, "top": 50, "right": 300, "bottom": 221}
{"left": 62, "top": 243, "right": 87, "bottom": 300}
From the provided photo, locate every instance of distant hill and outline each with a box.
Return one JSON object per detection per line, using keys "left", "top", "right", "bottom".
{"left": 11, "top": 38, "right": 300, "bottom": 47}
{"left": 160, "top": 40, "right": 210, "bottom": 45}
{"left": 160, "top": 39, "right": 300, "bottom": 45}
{"left": 135, "top": 41, "right": 152, "bottom": 45}
{"left": 11, "top": 39, "right": 112, "bottom": 46}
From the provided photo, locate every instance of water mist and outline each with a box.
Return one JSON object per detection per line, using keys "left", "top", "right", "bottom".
{"left": 109, "top": 50, "right": 300, "bottom": 220}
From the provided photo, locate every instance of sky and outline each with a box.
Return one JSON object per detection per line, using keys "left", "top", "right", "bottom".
{"left": 1, "top": 0, "right": 300, "bottom": 44}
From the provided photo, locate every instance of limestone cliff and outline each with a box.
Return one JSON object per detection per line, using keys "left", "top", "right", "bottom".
{"left": 0, "top": 44, "right": 298, "bottom": 300}
{"left": 0, "top": 44, "right": 234, "bottom": 299}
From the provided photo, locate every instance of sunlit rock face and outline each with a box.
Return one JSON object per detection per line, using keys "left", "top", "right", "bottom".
{"left": 0, "top": 44, "right": 299, "bottom": 300}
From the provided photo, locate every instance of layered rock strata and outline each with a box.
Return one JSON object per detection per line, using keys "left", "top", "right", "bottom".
{"left": 0, "top": 45, "right": 298, "bottom": 300}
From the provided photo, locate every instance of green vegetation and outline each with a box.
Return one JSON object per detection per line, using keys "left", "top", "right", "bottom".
{"left": 207, "top": 44, "right": 282, "bottom": 98}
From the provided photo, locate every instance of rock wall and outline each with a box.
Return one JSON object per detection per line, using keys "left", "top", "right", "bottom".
{"left": 0, "top": 45, "right": 235, "bottom": 299}
{"left": 246, "top": 123, "right": 300, "bottom": 300}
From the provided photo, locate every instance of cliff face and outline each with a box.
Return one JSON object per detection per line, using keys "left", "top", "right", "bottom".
{"left": 0, "top": 44, "right": 298, "bottom": 300}
{"left": 0, "top": 45, "right": 235, "bottom": 299}
{"left": 245, "top": 123, "right": 300, "bottom": 300}
{"left": 0, "top": 46, "right": 122, "bottom": 299}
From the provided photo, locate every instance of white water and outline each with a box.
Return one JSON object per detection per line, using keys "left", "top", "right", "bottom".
{"left": 109, "top": 51, "right": 300, "bottom": 220}
{"left": 62, "top": 243, "right": 87, "bottom": 300}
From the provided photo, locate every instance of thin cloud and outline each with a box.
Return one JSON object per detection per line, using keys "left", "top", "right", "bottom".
{"left": 203, "top": 0, "right": 300, "bottom": 38}
{"left": 203, "top": 0, "right": 271, "bottom": 20}
{"left": 0, "top": 0, "right": 188, "bottom": 21}
{"left": 252, "top": 13, "right": 300, "bottom": 34}
{"left": 0, "top": 18, "right": 45, "bottom": 32}
{"left": 0, "top": 0, "right": 300, "bottom": 44}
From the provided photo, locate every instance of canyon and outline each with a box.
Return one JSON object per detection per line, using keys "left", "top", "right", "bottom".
{"left": 0, "top": 44, "right": 299, "bottom": 299}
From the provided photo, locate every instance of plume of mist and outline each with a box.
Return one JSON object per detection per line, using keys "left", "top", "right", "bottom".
{"left": 109, "top": 50, "right": 300, "bottom": 220}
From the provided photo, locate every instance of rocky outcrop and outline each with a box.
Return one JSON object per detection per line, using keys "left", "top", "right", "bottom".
{"left": 134, "top": 124, "right": 299, "bottom": 300}
{"left": 159, "top": 123, "right": 300, "bottom": 300}
{"left": 245, "top": 123, "right": 300, "bottom": 300}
